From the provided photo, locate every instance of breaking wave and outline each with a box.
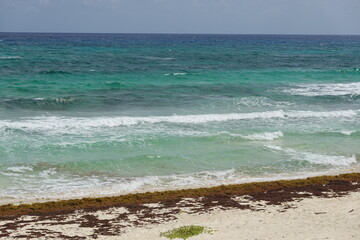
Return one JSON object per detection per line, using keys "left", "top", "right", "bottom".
{"left": 282, "top": 82, "right": 360, "bottom": 96}
{"left": 0, "top": 110, "right": 357, "bottom": 133}
{"left": 164, "top": 72, "right": 187, "bottom": 76}
{"left": 240, "top": 131, "right": 284, "bottom": 141}
{"left": 0, "top": 166, "right": 340, "bottom": 205}
{"left": 0, "top": 97, "right": 79, "bottom": 110}
{"left": 265, "top": 145, "right": 357, "bottom": 166}
{"left": 0, "top": 56, "right": 22, "bottom": 59}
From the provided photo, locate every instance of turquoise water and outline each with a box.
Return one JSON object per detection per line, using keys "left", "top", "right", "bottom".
{"left": 0, "top": 33, "right": 359, "bottom": 203}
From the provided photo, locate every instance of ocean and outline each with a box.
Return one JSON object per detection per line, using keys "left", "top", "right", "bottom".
{"left": 0, "top": 33, "right": 359, "bottom": 203}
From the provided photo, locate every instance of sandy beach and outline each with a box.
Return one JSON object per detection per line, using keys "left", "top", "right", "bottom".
{"left": 122, "top": 192, "right": 360, "bottom": 240}
{"left": 1, "top": 173, "right": 359, "bottom": 239}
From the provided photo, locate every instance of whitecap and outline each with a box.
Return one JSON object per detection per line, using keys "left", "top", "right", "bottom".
{"left": 286, "top": 110, "right": 357, "bottom": 118}
{"left": 235, "top": 97, "right": 293, "bottom": 108}
{"left": 164, "top": 72, "right": 187, "bottom": 76}
{"left": 281, "top": 82, "right": 360, "bottom": 96}
{"left": 264, "top": 145, "right": 356, "bottom": 166}
{"left": 0, "top": 56, "right": 22, "bottom": 59}
{"left": 6, "top": 166, "right": 33, "bottom": 173}
{"left": 340, "top": 130, "right": 356, "bottom": 136}
{"left": 0, "top": 109, "right": 357, "bottom": 134}
{"left": 39, "top": 168, "right": 57, "bottom": 178}
{"left": 241, "top": 131, "right": 283, "bottom": 141}
{"left": 34, "top": 97, "right": 78, "bottom": 104}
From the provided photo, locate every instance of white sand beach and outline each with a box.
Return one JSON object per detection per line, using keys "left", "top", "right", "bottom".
{"left": 1, "top": 190, "right": 359, "bottom": 240}
{"left": 119, "top": 191, "right": 360, "bottom": 240}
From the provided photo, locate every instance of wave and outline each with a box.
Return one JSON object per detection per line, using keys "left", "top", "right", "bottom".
{"left": 144, "top": 56, "right": 174, "bottom": 61}
{"left": 335, "top": 68, "right": 360, "bottom": 74}
{"left": 281, "top": 82, "right": 360, "bottom": 96}
{"left": 105, "top": 81, "right": 126, "bottom": 89}
{"left": 0, "top": 97, "right": 79, "bottom": 109}
{"left": 340, "top": 130, "right": 357, "bottom": 136}
{"left": 0, "top": 56, "right": 22, "bottom": 59}
{"left": 39, "top": 70, "right": 71, "bottom": 75}
{"left": 6, "top": 166, "right": 33, "bottom": 173}
{"left": 0, "top": 110, "right": 357, "bottom": 133}
{"left": 0, "top": 166, "right": 341, "bottom": 204}
{"left": 285, "top": 110, "right": 357, "bottom": 118}
{"left": 35, "top": 97, "right": 78, "bottom": 104}
{"left": 239, "top": 131, "right": 283, "bottom": 141}
{"left": 265, "top": 145, "right": 357, "bottom": 166}
{"left": 309, "top": 130, "right": 358, "bottom": 136}
{"left": 164, "top": 72, "right": 187, "bottom": 76}
{"left": 234, "top": 97, "right": 293, "bottom": 108}
{"left": 232, "top": 130, "right": 358, "bottom": 141}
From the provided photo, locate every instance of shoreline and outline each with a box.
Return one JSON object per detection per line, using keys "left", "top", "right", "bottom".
{"left": 1, "top": 172, "right": 359, "bottom": 217}
{"left": 2, "top": 166, "right": 359, "bottom": 206}
{"left": 0, "top": 172, "right": 359, "bottom": 239}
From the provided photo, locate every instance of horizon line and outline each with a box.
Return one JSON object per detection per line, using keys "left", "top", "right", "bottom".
{"left": 1, "top": 31, "right": 360, "bottom": 36}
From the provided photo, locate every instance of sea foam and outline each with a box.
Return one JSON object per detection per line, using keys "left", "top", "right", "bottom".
{"left": 0, "top": 110, "right": 357, "bottom": 133}
{"left": 265, "top": 145, "right": 357, "bottom": 166}
{"left": 241, "top": 131, "right": 283, "bottom": 141}
{"left": 235, "top": 97, "right": 293, "bottom": 108}
{"left": 6, "top": 166, "right": 33, "bottom": 173}
{"left": 0, "top": 167, "right": 336, "bottom": 205}
{"left": 164, "top": 72, "right": 187, "bottom": 76}
{"left": 282, "top": 82, "right": 360, "bottom": 96}
{"left": 0, "top": 56, "right": 22, "bottom": 59}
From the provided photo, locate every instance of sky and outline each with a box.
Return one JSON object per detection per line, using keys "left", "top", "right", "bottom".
{"left": 1, "top": 0, "right": 360, "bottom": 34}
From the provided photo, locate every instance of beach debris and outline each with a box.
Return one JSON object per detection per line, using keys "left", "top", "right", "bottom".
{"left": 314, "top": 212, "right": 327, "bottom": 215}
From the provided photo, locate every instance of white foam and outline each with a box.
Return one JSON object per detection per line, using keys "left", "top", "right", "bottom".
{"left": 340, "top": 130, "right": 356, "bottom": 136}
{"left": 265, "top": 145, "right": 357, "bottom": 166}
{"left": 31, "top": 97, "right": 78, "bottom": 104}
{"left": 0, "top": 110, "right": 357, "bottom": 133}
{"left": 39, "top": 169, "right": 57, "bottom": 178}
{"left": 241, "top": 131, "right": 283, "bottom": 141}
{"left": 0, "top": 56, "right": 22, "bottom": 59}
{"left": 336, "top": 68, "right": 360, "bottom": 73}
{"left": 300, "top": 153, "right": 357, "bottom": 166}
{"left": 165, "top": 72, "right": 187, "bottom": 76}
{"left": 6, "top": 166, "right": 33, "bottom": 173}
{"left": 0, "top": 168, "right": 344, "bottom": 205}
{"left": 282, "top": 82, "right": 360, "bottom": 96}
{"left": 286, "top": 110, "right": 357, "bottom": 118}
{"left": 236, "top": 97, "right": 293, "bottom": 108}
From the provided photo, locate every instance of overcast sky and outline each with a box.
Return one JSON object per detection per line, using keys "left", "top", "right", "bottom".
{"left": 1, "top": 0, "right": 360, "bottom": 34}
